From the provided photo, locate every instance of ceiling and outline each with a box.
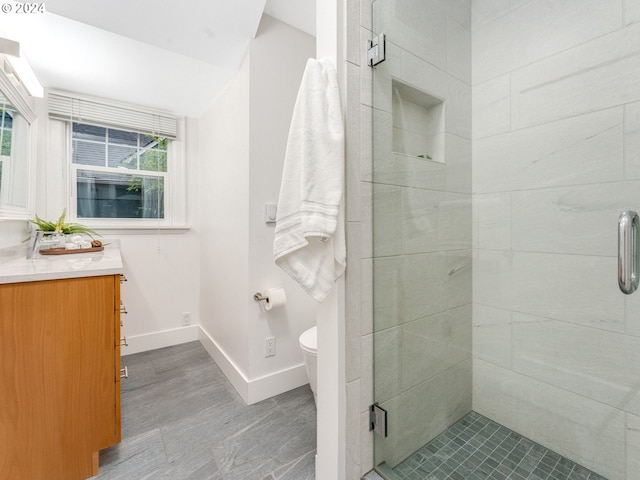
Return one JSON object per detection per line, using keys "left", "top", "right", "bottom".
{"left": 0, "top": 0, "right": 315, "bottom": 117}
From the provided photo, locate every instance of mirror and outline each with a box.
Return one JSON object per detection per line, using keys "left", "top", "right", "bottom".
{"left": 0, "top": 66, "right": 35, "bottom": 219}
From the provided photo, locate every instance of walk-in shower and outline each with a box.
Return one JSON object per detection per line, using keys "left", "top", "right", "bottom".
{"left": 370, "top": 1, "right": 640, "bottom": 479}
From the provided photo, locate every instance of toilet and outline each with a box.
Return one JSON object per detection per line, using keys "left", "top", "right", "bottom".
{"left": 299, "top": 326, "right": 317, "bottom": 406}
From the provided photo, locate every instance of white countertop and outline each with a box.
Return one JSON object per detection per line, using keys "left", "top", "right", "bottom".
{"left": 0, "top": 244, "right": 124, "bottom": 284}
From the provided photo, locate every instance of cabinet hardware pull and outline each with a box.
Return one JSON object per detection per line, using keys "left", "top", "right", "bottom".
{"left": 120, "top": 336, "right": 128, "bottom": 347}
{"left": 120, "top": 301, "right": 127, "bottom": 314}
{"left": 120, "top": 274, "right": 128, "bottom": 283}
{"left": 120, "top": 366, "right": 128, "bottom": 379}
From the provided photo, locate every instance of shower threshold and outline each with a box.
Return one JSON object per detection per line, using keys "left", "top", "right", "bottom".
{"left": 374, "top": 411, "right": 607, "bottom": 480}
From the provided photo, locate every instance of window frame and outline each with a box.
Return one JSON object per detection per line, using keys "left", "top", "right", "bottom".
{"left": 66, "top": 119, "right": 187, "bottom": 229}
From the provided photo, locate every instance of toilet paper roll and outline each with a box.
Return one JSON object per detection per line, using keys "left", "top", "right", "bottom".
{"left": 264, "top": 287, "right": 286, "bottom": 310}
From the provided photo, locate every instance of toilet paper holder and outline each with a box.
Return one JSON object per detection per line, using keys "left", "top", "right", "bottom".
{"left": 253, "top": 288, "right": 287, "bottom": 310}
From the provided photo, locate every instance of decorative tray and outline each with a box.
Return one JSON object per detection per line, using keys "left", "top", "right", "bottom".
{"left": 39, "top": 246, "right": 104, "bottom": 255}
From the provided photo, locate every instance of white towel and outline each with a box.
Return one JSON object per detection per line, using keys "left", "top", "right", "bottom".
{"left": 273, "top": 58, "right": 346, "bottom": 302}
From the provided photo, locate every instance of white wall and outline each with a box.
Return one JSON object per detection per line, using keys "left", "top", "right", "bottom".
{"left": 248, "top": 14, "right": 319, "bottom": 381}
{"left": 113, "top": 229, "right": 201, "bottom": 353}
{"left": 472, "top": 2, "right": 640, "bottom": 479}
{"left": 315, "top": 0, "right": 349, "bottom": 479}
{"left": 198, "top": 43, "right": 252, "bottom": 390}
{"left": 199, "top": 15, "right": 317, "bottom": 404}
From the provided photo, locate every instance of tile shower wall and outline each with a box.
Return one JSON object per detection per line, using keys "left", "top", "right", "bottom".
{"left": 364, "top": 0, "right": 473, "bottom": 470}
{"left": 343, "top": 1, "right": 374, "bottom": 477}
{"left": 472, "top": 1, "right": 640, "bottom": 479}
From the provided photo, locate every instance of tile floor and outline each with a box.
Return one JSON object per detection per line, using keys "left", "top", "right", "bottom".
{"left": 99, "top": 343, "right": 608, "bottom": 480}
{"left": 94, "top": 341, "right": 317, "bottom": 480}
{"left": 375, "top": 412, "right": 607, "bottom": 480}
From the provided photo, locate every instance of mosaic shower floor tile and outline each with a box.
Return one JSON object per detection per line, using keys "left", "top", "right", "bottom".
{"left": 375, "top": 412, "right": 607, "bottom": 480}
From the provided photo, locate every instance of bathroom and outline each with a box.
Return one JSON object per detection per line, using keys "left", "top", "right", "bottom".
{"left": 0, "top": 0, "right": 639, "bottom": 479}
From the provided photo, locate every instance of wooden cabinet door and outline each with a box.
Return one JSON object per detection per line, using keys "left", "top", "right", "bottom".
{"left": 0, "top": 275, "right": 118, "bottom": 480}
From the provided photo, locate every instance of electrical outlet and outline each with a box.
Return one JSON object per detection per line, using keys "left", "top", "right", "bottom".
{"left": 181, "top": 312, "right": 191, "bottom": 326}
{"left": 265, "top": 336, "right": 276, "bottom": 357}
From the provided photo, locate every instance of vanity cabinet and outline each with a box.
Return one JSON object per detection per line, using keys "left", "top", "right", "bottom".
{"left": 0, "top": 274, "right": 121, "bottom": 480}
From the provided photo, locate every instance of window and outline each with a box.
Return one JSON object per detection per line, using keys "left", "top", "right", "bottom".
{"left": 48, "top": 90, "right": 185, "bottom": 227}
{"left": 0, "top": 105, "right": 13, "bottom": 196}
{"left": 72, "top": 123, "right": 167, "bottom": 219}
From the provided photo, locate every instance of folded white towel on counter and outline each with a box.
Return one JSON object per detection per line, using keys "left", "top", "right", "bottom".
{"left": 273, "top": 58, "right": 346, "bottom": 302}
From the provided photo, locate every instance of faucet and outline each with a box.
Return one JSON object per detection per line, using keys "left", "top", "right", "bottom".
{"left": 26, "top": 230, "right": 44, "bottom": 259}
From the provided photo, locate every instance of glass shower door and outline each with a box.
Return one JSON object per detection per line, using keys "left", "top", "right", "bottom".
{"left": 370, "top": 0, "right": 473, "bottom": 472}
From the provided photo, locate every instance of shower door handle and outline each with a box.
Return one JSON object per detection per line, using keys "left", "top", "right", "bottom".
{"left": 618, "top": 210, "right": 639, "bottom": 294}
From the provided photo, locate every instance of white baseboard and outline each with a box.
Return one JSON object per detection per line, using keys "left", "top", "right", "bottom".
{"left": 246, "top": 359, "right": 309, "bottom": 405}
{"left": 198, "top": 326, "right": 250, "bottom": 401}
{"left": 122, "top": 325, "right": 200, "bottom": 355}
{"left": 198, "top": 325, "right": 309, "bottom": 405}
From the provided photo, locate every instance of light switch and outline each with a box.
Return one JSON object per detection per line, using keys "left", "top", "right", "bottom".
{"left": 264, "top": 204, "right": 277, "bottom": 223}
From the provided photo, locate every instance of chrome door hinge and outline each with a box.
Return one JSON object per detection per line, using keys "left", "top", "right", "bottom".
{"left": 367, "top": 33, "right": 386, "bottom": 67}
{"left": 369, "top": 403, "right": 388, "bottom": 437}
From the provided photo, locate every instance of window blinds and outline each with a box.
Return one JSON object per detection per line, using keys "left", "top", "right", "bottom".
{"left": 48, "top": 90, "right": 178, "bottom": 139}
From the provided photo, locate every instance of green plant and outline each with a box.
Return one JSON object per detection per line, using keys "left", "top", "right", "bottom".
{"left": 29, "top": 209, "right": 100, "bottom": 238}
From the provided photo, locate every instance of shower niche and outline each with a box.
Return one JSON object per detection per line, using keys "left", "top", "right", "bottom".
{"left": 391, "top": 79, "right": 445, "bottom": 164}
